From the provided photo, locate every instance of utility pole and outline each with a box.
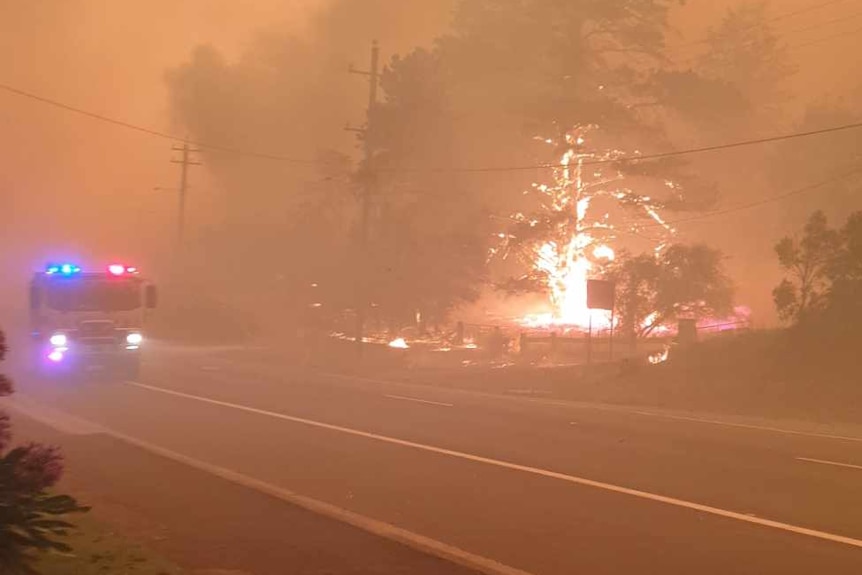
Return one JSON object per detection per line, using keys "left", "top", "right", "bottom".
{"left": 170, "top": 140, "right": 201, "bottom": 246}
{"left": 348, "top": 40, "right": 381, "bottom": 355}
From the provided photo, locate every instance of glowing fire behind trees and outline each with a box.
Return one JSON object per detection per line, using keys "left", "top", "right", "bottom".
{"left": 498, "top": 126, "right": 678, "bottom": 330}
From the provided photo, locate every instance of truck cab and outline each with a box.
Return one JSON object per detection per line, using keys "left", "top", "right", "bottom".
{"left": 29, "top": 263, "right": 157, "bottom": 378}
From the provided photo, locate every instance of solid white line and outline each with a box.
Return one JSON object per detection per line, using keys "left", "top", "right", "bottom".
{"left": 797, "top": 457, "right": 862, "bottom": 471}
{"left": 384, "top": 394, "right": 454, "bottom": 408}
{"left": 127, "top": 380, "right": 862, "bottom": 549}
{"left": 316, "top": 371, "right": 862, "bottom": 444}
{"left": 94, "top": 421, "right": 532, "bottom": 575}
{"left": 626, "top": 410, "right": 862, "bottom": 443}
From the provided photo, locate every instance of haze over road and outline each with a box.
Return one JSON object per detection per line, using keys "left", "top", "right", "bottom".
{"left": 6, "top": 344, "right": 862, "bottom": 574}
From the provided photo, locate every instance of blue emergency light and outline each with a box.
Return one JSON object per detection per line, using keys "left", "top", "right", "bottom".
{"left": 45, "top": 263, "right": 81, "bottom": 276}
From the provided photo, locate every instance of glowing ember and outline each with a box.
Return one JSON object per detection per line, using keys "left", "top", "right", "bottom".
{"left": 642, "top": 312, "right": 672, "bottom": 335}
{"left": 593, "top": 245, "right": 615, "bottom": 261}
{"left": 388, "top": 338, "right": 409, "bottom": 349}
{"left": 648, "top": 345, "right": 670, "bottom": 365}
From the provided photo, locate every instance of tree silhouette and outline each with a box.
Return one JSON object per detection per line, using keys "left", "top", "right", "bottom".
{"left": 773, "top": 211, "right": 841, "bottom": 323}
{"left": 609, "top": 244, "right": 734, "bottom": 339}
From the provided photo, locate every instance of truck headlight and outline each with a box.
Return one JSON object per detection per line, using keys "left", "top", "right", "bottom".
{"left": 126, "top": 332, "right": 143, "bottom": 345}
{"left": 49, "top": 333, "right": 67, "bottom": 347}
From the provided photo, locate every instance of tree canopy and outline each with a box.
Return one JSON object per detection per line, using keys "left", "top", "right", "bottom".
{"left": 166, "top": 0, "right": 789, "bottom": 332}
{"left": 609, "top": 244, "right": 734, "bottom": 338}
{"left": 774, "top": 209, "right": 862, "bottom": 328}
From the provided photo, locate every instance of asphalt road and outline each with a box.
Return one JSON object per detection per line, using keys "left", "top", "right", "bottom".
{"left": 6, "top": 343, "right": 862, "bottom": 574}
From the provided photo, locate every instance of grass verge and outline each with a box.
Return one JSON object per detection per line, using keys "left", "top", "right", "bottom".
{"left": 34, "top": 513, "right": 185, "bottom": 575}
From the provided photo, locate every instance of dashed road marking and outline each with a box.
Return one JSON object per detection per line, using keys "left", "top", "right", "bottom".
{"left": 796, "top": 457, "right": 862, "bottom": 471}
{"left": 384, "top": 394, "right": 454, "bottom": 408}
{"left": 127, "top": 380, "right": 862, "bottom": 550}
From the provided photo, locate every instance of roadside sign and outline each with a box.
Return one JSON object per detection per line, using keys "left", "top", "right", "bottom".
{"left": 587, "top": 279, "right": 615, "bottom": 311}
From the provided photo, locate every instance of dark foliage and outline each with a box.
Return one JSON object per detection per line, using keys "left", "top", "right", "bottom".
{"left": 0, "top": 329, "right": 88, "bottom": 574}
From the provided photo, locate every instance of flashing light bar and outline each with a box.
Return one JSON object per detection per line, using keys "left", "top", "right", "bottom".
{"left": 45, "top": 263, "right": 81, "bottom": 275}
{"left": 44, "top": 263, "right": 140, "bottom": 276}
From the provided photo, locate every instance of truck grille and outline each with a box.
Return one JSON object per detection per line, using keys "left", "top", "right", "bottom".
{"left": 79, "top": 337, "right": 119, "bottom": 346}
{"left": 78, "top": 321, "right": 116, "bottom": 338}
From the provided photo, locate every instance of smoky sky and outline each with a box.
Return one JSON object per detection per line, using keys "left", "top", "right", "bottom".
{"left": 0, "top": 0, "right": 453, "bottom": 302}
{"left": 1, "top": 0, "right": 860, "bottom": 323}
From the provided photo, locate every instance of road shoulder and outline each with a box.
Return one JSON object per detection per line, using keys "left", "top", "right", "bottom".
{"left": 5, "top": 403, "right": 479, "bottom": 575}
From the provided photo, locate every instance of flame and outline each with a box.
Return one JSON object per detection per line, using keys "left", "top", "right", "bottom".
{"left": 510, "top": 125, "right": 678, "bottom": 333}
{"left": 521, "top": 129, "right": 617, "bottom": 329}
{"left": 648, "top": 345, "right": 670, "bottom": 365}
{"left": 593, "top": 245, "right": 615, "bottom": 261}
{"left": 388, "top": 338, "right": 409, "bottom": 349}
{"left": 510, "top": 127, "right": 678, "bottom": 332}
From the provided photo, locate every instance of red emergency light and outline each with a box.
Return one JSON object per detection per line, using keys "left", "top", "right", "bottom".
{"left": 107, "top": 264, "right": 139, "bottom": 276}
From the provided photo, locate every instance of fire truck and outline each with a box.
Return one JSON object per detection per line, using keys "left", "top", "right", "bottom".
{"left": 28, "top": 262, "right": 157, "bottom": 378}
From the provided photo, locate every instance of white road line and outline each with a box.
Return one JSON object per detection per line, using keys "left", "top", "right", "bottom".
{"left": 127, "top": 380, "right": 862, "bottom": 550}
{"left": 384, "top": 394, "right": 454, "bottom": 408}
{"left": 317, "top": 371, "right": 862, "bottom": 444}
{"left": 626, "top": 410, "right": 862, "bottom": 443}
{"left": 797, "top": 457, "right": 862, "bottom": 471}
{"left": 89, "top": 418, "right": 531, "bottom": 575}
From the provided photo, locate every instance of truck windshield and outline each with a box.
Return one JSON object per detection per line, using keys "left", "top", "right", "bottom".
{"left": 45, "top": 278, "right": 141, "bottom": 312}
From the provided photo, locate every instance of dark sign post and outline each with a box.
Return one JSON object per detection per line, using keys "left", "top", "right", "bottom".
{"left": 587, "top": 279, "right": 616, "bottom": 363}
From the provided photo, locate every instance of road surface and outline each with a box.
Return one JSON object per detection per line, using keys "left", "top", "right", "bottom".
{"left": 5, "top": 343, "right": 862, "bottom": 574}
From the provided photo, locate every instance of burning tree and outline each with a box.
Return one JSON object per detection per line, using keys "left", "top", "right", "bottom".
{"left": 498, "top": 125, "right": 684, "bottom": 329}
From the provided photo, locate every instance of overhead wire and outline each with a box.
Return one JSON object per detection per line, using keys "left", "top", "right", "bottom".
{"left": 646, "top": 166, "right": 862, "bottom": 228}
{"left": 664, "top": 0, "right": 853, "bottom": 51}
{"left": 1, "top": 2, "right": 858, "bottom": 240}
{"left": 0, "top": 82, "right": 320, "bottom": 166}
{"left": 667, "top": 7, "right": 862, "bottom": 67}
{"left": 786, "top": 22, "right": 862, "bottom": 51}
{"left": 3, "top": 79, "right": 862, "bottom": 174}
{"left": 390, "top": 121, "right": 862, "bottom": 173}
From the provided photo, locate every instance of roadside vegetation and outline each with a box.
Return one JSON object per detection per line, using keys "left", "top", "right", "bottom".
{"left": 1, "top": 329, "right": 88, "bottom": 574}
{"left": 32, "top": 514, "right": 184, "bottom": 575}
{"left": 588, "top": 209, "right": 862, "bottom": 421}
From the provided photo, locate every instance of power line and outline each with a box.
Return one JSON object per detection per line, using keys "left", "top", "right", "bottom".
{"left": 786, "top": 22, "right": 862, "bottom": 51}
{"left": 653, "top": 166, "right": 862, "bottom": 228}
{"left": 668, "top": 8, "right": 862, "bottom": 66}
{"left": 775, "top": 9, "right": 862, "bottom": 39}
{"left": 394, "top": 120, "right": 862, "bottom": 173}
{"left": 665, "top": 0, "right": 851, "bottom": 51}
{"left": 0, "top": 82, "right": 319, "bottom": 166}
{"left": 3, "top": 79, "right": 862, "bottom": 174}
{"left": 762, "top": 0, "right": 853, "bottom": 24}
